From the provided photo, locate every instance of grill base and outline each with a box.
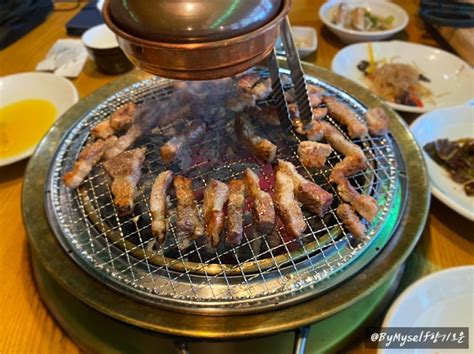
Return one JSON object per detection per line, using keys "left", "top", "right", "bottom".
{"left": 32, "top": 251, "right": 404, "bottom": 353}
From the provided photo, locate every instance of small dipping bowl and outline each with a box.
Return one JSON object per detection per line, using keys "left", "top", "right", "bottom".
{"left": 82, "top": 24, "right": 134, "bottom": 75}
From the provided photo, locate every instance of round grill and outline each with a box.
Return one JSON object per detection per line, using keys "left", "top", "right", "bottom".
{"left": 45, "top": 69, "right": 405, "bottom": 314}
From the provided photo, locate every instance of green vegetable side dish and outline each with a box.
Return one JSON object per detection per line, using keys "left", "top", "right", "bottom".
{"left": 332, "top": 4, "right": 395, "bottom": 31}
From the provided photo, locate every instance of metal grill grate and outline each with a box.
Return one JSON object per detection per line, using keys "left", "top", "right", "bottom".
{"left": 45, "top": 70, "right": 403, "bottom": 314}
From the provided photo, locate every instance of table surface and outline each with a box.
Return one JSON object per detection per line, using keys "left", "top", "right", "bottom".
{"left": 0, "top": 1, "right": 472, "bottom": 353}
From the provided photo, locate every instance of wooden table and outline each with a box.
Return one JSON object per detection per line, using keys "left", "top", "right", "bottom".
{"left": 0, "top": 2, "right": 472, "bottom": 353}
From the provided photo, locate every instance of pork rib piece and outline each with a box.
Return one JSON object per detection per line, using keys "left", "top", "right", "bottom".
{"left": 336, "top": 203, "right": 366, "bottom": 239}
{"left": 297, "top": 141, "right": 333, "bottom": 169}
{"left": 273, "top": 170, "right": 307, "bottom": 239}
{"left": 64, "top": 139, "right": 106, "bottom": 188}
{"left": 160, "top": 120, "right": 207, "bottom": 164}
{"left": 174, "top": 175, "right": 204, "bottom": 244}
{"left": 235, "top": 113, "right": 277, "bottom": 163}
{"left": 103, "top": 148, "right": 146, "bottom": 216}
{"left": 226, "top": 179, "right": 246, "bottom": 246}
{"left": 323, "top": 96, "right": 368, "bottom": 139}
{"left": 243, "top": 168, "right": 275, "bottom": 234}
{"left": 278, "top": 160, "right": 334, "bottom": 217}
{"left": 203, "top": 179, "right": 229, "bottom": 248}
{"left": 150, "top": 170, "right": 174, "bottom": 243}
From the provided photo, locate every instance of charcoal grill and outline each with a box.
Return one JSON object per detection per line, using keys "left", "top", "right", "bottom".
{"left": 24, "top": 62, "right": 429, "bottom": 353}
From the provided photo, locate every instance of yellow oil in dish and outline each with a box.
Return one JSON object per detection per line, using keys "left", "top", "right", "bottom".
{"left": 0, "top": 99, "right": 57, "bottom": 160}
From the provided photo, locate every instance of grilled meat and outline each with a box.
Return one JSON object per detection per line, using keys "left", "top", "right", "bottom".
{"left": 252, "top": 77, "right": 272, "bottom": 101}
{"left": 103, "top": 148, "right": 146, "bottom": 216}
{"left": 150, "top": 170, "right": 174, "bottom": 243}
{"left": 273, "top": 170, "right": 307, "bottom": 239}
{"left": 277, "top": 160, "right": 333, "bottom": 217}
{"left": 160, "top": 120, "right": 207, "bottom": 164}
{"left": 365, "top": 107, "right": 389, "bottom": 136}
{"left": 244, "top": 168, "right": 275, "bottom": 234}
{"left": 323, "top": 96, "right": 368, "bottom": 139}
{"left": 203, "top": 179, "right": 229, "bottom": 248}
{"left": 321, "top": 121, "right": 366, "bottom": 160}
{"left": 298, "top": 141, "right": 333, "bottom": 169}
{"left": 226, "top": 179, "right": 246, "bottom": 246}
{"left": 246, "top": 105, "right": 280, "bottom": 126}
{"left": 174, "top": 175, "right": 204, "bottom": 243}
{"left": 64, "top": 139, "right": 106, "bottom": 188}
{"left": 235, "top": 113, "right": 277, "bottom": 163}
{"left": 91, "top": 120, "right": 115, "bottom": 140}
{"left": 330, "top": 155, "right": 378, "bottom": 222}
{"left": 336, "top": 203, "right": 366, "bottom": 239}
{"left": 109, "top": 102, "right": 137, "bottom": 132}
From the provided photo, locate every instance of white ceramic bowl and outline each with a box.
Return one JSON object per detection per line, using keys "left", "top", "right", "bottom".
{"left": 410, "top": 103, "right": 474, "bottom": 220}
{"left": 332, "top": 40, "right": 474, "bottom": 113}
{"left": 0, "top": 72, "right": 79, "bottom": 166}
{"left": 319, "top": 1, "right": 408, "bottom": 44}
{"left": 275, "top": 26, "right": 318, "bottom": 59}
{"left": 380, "top": 266, "right": 473, "bottom": 353}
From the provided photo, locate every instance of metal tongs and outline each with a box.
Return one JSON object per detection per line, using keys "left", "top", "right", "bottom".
{"left": 267, "top": 17, "right": 313, "bottom": 354}
{"left": 267, "top": 18, "right": 313, "bottom": 130}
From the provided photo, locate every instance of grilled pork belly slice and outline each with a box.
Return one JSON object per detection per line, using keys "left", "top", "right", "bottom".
{"left": 64, "top": 139, "right": 106, "bottom": 188}
{"left": 278, "top": 160, "right": 333, "bottom": 217}
{"left": 149, "top": 170, "right": 174, "bottom": 243}
{"left": 203, "top": 179, "right": 229, "bottom": 248}
{"left": 235, "top": 113, "right": 277, "bottom": 163}
{"left": 297, "top": 141, "right": 333, "bottom": 169}
{"left": 273, "top": 170, "right": 307, "bottom": 239}
{"left": 160, "top": 120, "right": 207, "bottom": 164}
{"left": 243, "top": 168, "right": 275, "bottom": 234}
{"left": 336, "top": 203, "right": 366, "bottom": 239}
{"left": 365, "top": 107, "right": 389, "bottom": 136}
{"left": 323, "top": 96, "right": 368, "bottom": 139}
{"left": 103, "top": 148, "right": 146, "bottom": 216}
{"left": 226, "top": 179, "right": 246, "bottom": 246}
{"left": 174, "top": 175, "right": 204, "bottom": 244}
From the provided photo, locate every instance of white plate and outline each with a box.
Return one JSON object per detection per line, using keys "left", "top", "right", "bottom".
{"left": 410, "top": 103, "right": 474, "bottom": 220}
{"left": 331, "top": 41, "right": 474, "bottom": 113}
{"left": 319, "top": 1, "right": 408, "bottom": 44}
{"left": 380, "top": 266, "right": 474, "bottom": 354}
{"left": 0, "top": 72, "right": 79, "bottom": 166}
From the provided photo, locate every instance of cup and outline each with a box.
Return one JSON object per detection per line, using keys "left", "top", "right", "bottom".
{"left": 82, "top": 24, "right": 134, "bottom": 75}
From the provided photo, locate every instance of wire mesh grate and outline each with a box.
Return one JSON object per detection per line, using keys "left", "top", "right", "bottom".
{"left": 45, "top": 70, "right": 403, "bottom": 314}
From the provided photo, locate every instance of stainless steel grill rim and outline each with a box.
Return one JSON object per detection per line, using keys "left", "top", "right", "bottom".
{"left": 45, "top": 69, "right": 406, "bottom": 314}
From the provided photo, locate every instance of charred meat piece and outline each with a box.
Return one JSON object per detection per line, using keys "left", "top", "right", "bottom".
{"left": 226, "top": 179, "right": 246, "bottom": 246}
{"left": 203, "top": 179, "right": 229, "bottom": 248}
{"left": 160, "top": 120, "right": 207, "bottom": 164}
{"left": 174, "top": 175, "right": 204, "bottom": 242}
{"left": 252, "top": 77, "right": 272, "bottom": 101}
{"left": 273, "top": 170, "right": 307, "bottom": 239}
{"left": 91, "top": 120, "right": 115, "bottom": 140}
{"left": 365, "top": 107, "right": 389, "bottom": 136}
{"left": 103, "top": 148, "right": 146, "bottom": 216}
{"left": 91, "top": 103, "right": 137, "bottom": 139}
{"left": 64, "top": 139, "right": 106, "bottom": 188}
{"left": 150, "top": 170, "right": 174, "bottom": 243}
{"left": 246, "top": 105, "right": 280, "bottom": 126}
{"left": 329, "top": 155, "right": 378, "bottom": 222}
{"left": 109, "top": 102, "right": 137, "bottom": 132}
{"left": 244, "top": 168, "right": 275, "bottom": 234}
{"left": 323, "top": 96, "right": 368, "bottom": 139}
{"left": 312, "top": 106, "right": 328, "bottom": 120}
{"left": 235, "top": 114, "right": 277, "bottom": 163}
{"left": 238, "top": 72, "right": 262, "bottom": 92}
{"left": 336, "top": 203, "right": 366, "bottom": 239}
{"left": 278, "top": 160, "right": 333, "bottom": 217}
{"left": 298, "top": 141, "right": 333, "bottom": 169}
{"left": 321, "top": 121, "right": 366, "bottom": 160}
